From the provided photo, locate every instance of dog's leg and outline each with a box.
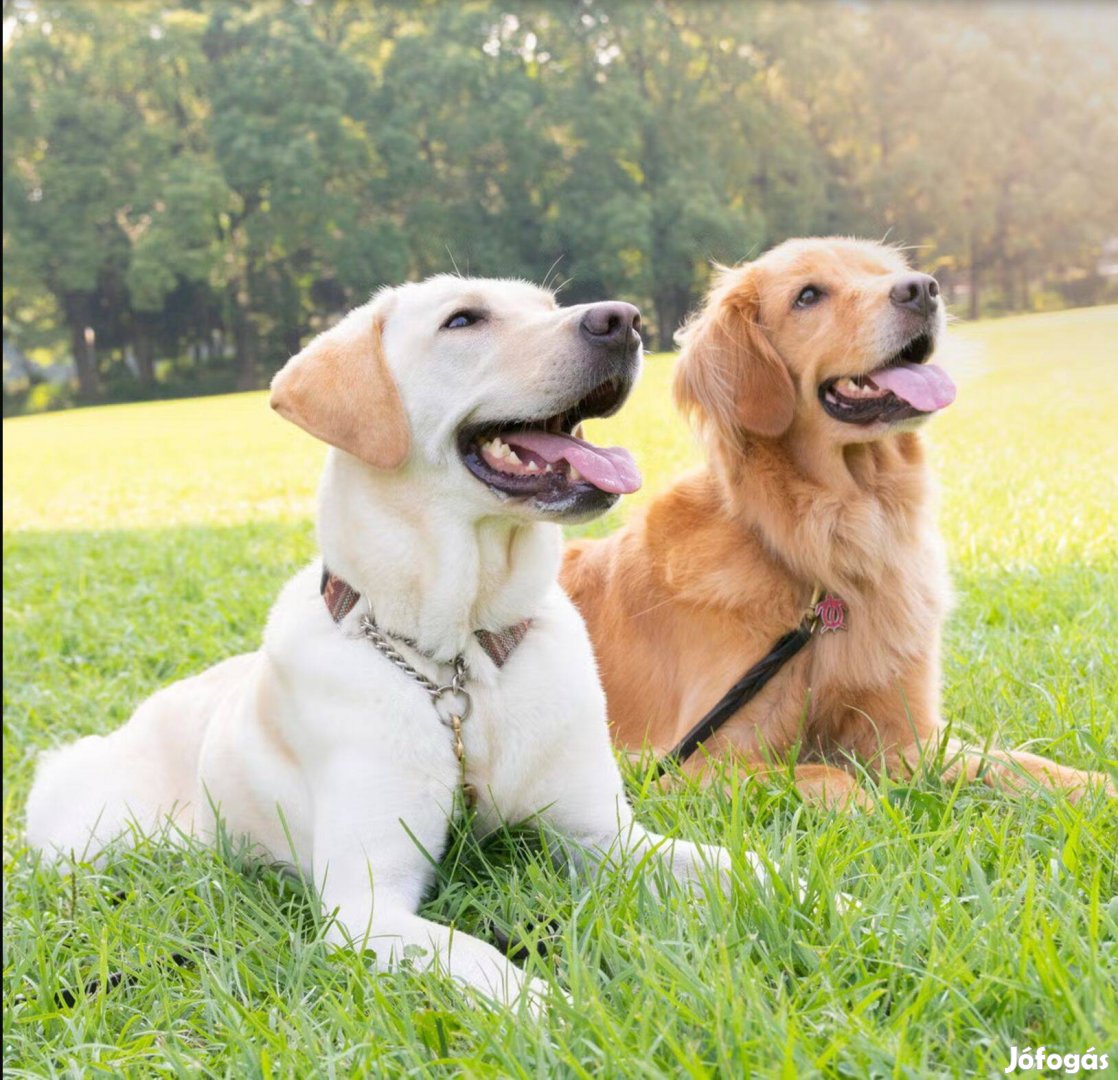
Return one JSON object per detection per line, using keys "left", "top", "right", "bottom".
{"left": 311, "top": 774, "right": 547, "bottom": 1012}
{"left": 605, "top": 817, "right": 739, "bottom": 889}
{"left": 575, "top": 818, "right": 743, "bottom": 897}
{"left": 540, "top": 789, "right": 759, "bottom": 898}
{"left": 679, "top": 755, "right": 874, "bottom": 811}
{"left": 26, "top": 710, "right": 204, "bottom": 863}
{"left": 767, "top": 763, "right": 872, "bottom": 810}
{"left": 539, "top": 769, "right": 858, "bottom": 910}
{"left": 558, "top": 810, "right": 858, "bottom": 910}
{"left": 323, "top": 889, "right": 547, "bottom": 1012}
{"left": 892, "top": 736, "right": 1116, "bottom": 802}
{"left": 822, "top": 680, "right": 1115, "bottom": 803}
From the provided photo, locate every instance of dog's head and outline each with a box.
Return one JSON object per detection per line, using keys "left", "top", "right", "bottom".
{"left": 270, "top": 275, "right": 643, "bottom": 522}
{"left": 675, "top": 238, "right": 954, "bottom": 449}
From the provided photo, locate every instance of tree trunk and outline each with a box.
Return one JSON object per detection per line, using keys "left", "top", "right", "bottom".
{"left": 1001, "top": 258, "right": 1016, "bottom": 312}
{"left": 63, "top": 291, "right": 101, "bottom": 399}
{"left": 654, "top": 287, "right": 690, "bottom": 351}
{"left": 281, "top": 269, "right": 303, "bottom": 360}
{"left": 284, "top": 324, "right": 302, "bottom": 360}
{"left": 134, "top": 314, "right": 157, "bottom": 385}
{"left": 229, "top": 282, "right": 258, "bottom": 390}
{"left": 634, "top": 27, "right": 685, "bottom": 355}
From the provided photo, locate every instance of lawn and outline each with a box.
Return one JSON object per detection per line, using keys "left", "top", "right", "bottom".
{"left": 3, "top": 305, "right": 1117, "bottom": 1077}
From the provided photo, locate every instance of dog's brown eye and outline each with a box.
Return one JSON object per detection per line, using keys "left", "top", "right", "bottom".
{"left": 443, "top": 310, "right": 482, "bottom": 330}
{"left": 794, "top": 286, "right": 824, "bottom": 309}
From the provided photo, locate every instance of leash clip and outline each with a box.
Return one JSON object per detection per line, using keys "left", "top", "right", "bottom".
{"left": 429, "top": 659, "right": 472, "bottom": 726}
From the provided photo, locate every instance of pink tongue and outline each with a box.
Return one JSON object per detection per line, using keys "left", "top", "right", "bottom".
{"left": 504, "top": 430, "right": 642, "bottom": 495}
{"left": 868, "top": 363, "right": 956, "bottom": 412}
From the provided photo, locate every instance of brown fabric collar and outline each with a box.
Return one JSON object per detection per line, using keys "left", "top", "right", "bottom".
{"left": 320, "top": 568, "right": 531, "bottom": 670}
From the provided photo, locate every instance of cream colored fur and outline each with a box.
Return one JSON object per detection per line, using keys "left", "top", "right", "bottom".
{"left": 26, "top": 276, "right": 737, "bottom": 1012}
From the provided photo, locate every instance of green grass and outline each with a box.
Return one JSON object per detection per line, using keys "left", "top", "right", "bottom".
{"left": 4, "top": 306, "right": 1117, "bottom": 1076}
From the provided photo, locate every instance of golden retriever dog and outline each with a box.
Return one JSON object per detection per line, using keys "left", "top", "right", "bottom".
{"left": 562, "top": 238, "right": 1114, "bottom": 808}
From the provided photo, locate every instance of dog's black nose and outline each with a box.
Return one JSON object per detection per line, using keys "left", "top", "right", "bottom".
{"left": 580, "top": 302, "right": 641, "bottom": 348}
{"left": 890, "top": 274, "right": 940, "bottom": 317}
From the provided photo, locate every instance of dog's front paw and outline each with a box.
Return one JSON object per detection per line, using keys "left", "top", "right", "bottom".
{"left": 500, "top": 973, "right": 563, "bottom": 1019}
{"left": 671, "top": 839, "right": 736, "bottom": 898}
{"left": 739, "top": 848, "right": 859, "bottom": 915}
{"left": 475, "top": 965, "right": 557, "bottom": 1019}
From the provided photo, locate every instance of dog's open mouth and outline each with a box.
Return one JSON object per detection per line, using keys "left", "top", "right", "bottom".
{"left": 458, "top": 376, "right": 641, "bottom": 508}
{"left": 819, "top": 331, "right": 956, "bottom": 425}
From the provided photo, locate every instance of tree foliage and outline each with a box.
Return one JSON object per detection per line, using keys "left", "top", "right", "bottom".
{"left": 3, "top": 0, "right": 1116, "bottom": 405}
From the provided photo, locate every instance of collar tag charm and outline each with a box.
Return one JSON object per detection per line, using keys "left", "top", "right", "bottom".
{"left": 814, "top": 593, "right": 848, "bottom": 633}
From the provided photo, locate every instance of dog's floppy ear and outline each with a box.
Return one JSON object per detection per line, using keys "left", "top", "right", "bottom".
{"left": 673, "top": 267, "right": 795, "bottom": 441}
{"left": 270, "top": 299, "right": 410, "bottom": 469}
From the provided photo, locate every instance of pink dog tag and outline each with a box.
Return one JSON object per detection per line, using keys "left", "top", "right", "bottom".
{"left": 814, "top": 593, "right": 848, "bottom": 633}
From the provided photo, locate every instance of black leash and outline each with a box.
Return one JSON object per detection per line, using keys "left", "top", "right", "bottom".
{"left": 653, "top": 590, "right": 827, "bottom": 777}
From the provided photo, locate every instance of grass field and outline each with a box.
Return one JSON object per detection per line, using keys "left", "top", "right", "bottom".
{"left": 4, "top": 306, "right": 1117, "bottom": 1076}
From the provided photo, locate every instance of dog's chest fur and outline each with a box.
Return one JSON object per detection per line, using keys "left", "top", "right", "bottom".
{"left": 622, "top": 436, "right": 951, "bottom": 753}
{"left": 220, "top": 567, "right": 610, "bottom": 869}
{"left": 735, "top": 436, "right": 950, "bottom": 684}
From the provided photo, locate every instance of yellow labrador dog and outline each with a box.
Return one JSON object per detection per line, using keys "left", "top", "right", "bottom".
{"left": 26, "top": 277, "right": 736, "bottom": 1010}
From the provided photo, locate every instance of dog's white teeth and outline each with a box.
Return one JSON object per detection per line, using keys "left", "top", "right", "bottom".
{"left": 481, "top": 437, "right": 523, "bottom": 464}
{"left": 544, "top": 463, "right": 554, "bottom": 473}
{"left": 569, "top": 465, "right": 583, "bottom": 482}
{"left": 525, "top": 460, "right": 540, "bottom": 472}
{"left": 834, "top": 376, "right": 885, "bottom": 400}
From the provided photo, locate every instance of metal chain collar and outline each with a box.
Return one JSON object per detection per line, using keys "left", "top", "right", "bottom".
{"left": 356, "top": 609, "right": 477, "bottom": 808}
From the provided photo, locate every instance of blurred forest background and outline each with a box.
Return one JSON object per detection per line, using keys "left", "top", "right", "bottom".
{"left": 3, "top": 0, "right": 1117, "bottom": 413}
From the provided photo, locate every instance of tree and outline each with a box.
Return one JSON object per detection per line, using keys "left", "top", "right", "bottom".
{"left": 202, "top": 2, "right": 393, "bottom": 385}
{"left": 4, "top": 0, "right": 1116, "bottom": 410}
{"left": 3, "top": 2, "right": 143, "bottom": 396}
